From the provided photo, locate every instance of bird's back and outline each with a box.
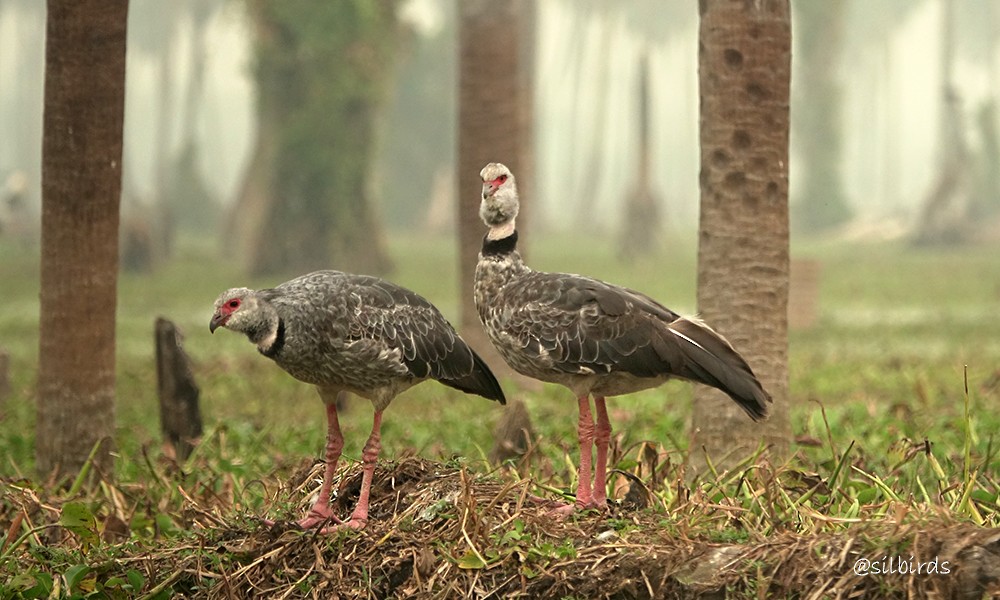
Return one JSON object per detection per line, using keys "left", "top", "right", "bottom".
{"left": 264, "top": 271, "right": 505, "bottom": 405}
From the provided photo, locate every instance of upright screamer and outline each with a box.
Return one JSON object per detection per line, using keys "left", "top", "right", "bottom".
{"left": 473, "top": 162, "right": 769, "bottom": 513}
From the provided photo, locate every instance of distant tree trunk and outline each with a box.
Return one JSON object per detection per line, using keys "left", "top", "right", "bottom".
{"left": 230, "top": 1, "right": 398, "bottom": 276}
{"left": 914, "top": 0, "right": 971, "bottom": 245}
{"left": 620, "top": 52, "right": 663, "bottom": 259}
{"left": 791, "top": 0, "right": 851, "bottom": 233}
{"left": 691, "top": 0, "right": 791, "bottom": 473}
{"left": 457, "top": 0, "right": 530, "bottom": 367}
{"left": 169, "top": 0, "right": 219, "bottom": 235}
{"left": 150, "top": 3, "right": 177, "bottom": 260}
{"left": 37, "top": 0, "right": 128, "bottom": 482}
{"left": 575, "top": 4, "right": 613, "bottom": 230}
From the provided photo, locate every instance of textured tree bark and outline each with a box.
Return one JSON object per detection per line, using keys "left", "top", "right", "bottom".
{"left": 37, "top": 0, "right": 128, "bottom": 481}
{"left": 457, "top": 0, "right": 530, "bottom": 376}
{"left": 691, "top": 0, "right": 791, "bottom": 473}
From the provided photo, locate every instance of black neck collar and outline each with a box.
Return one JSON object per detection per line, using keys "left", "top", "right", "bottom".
{"left": 260, "top": 317, "right": 286, "bottom": 358}
{"left": 482, "top": 230, "right": 518, "bottom": 256}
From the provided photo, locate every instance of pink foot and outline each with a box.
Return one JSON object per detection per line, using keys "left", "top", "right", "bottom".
{"left": 546, "top": 497, "right": 609, "bottom": 517}
{"left": 316, "top": 517, "right": 367, "bottom": 533}
{"left": 548, "top": 502, "right": 579, "bottom": 518}
{"left": 295, "top": 505, "right": 344, "bottom": 529}
{"left": 261, "top": 505, "right": 344, "bottom": 530}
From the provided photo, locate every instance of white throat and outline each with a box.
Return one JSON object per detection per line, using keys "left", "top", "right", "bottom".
{"left": 257, "top": 326, "right": 279, "bottom": 353}
{"left": 487, "top": 220, "right": 516, "bottom": 240}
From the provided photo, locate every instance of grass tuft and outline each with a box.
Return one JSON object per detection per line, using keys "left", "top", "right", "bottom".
{"left": 2, "top": 234, "right": 1000, "bottom": 596}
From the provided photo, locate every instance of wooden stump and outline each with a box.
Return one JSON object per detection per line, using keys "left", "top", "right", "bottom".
{"left": 155, "top": 317, "right": 202, "bottom": 462}
{"left": 489, "top": 399, "right": 536, "bottom": 467}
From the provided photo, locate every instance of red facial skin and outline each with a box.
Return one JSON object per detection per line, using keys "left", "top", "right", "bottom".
{"left": 209, "top": 297, "right": 241, "bottom": 333}
{"left": 482, "top": 174, "right": 508, "bottom": 197}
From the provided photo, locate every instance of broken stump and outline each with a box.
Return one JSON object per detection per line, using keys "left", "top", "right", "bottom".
{"left": 155, "top": 317, "right": 202, "bottom": 462}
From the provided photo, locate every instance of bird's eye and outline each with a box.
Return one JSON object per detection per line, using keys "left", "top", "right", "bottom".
{"left": 228, "top": 299, "right": 240, "bottom": 309}
{"left": 498, "top": 174, "right": 508, "bottom": 182}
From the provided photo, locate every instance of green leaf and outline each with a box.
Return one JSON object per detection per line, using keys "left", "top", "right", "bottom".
{"left": 60, "top": 502, "right": 99, "bottom": 546}
{"left": 9, "top": 573, "right": 40, "bottom": 591}
{"left": 63, "top": 564, "right": 92, "bottom": 593}
{"left": 8, "top": 573, "right": 52, "bottom": 598}
{"left": 855, "top": 487, "right": 879, "bottom": 504}
{"left": 971, "top": 489, "right": 997, "bottom": 504}
{"left": 155, "top": 513, "right": 177, "bottom": 535}
{"left": 457, "top": 550, "right": 486, "bottom": 570}
{"left": 126, "top": 569, "right": 146, "bottom": 591}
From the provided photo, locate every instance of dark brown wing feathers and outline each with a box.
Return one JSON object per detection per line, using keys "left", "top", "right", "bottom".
{"left": 498, "top": 272, "right": 768, "bottom": 418}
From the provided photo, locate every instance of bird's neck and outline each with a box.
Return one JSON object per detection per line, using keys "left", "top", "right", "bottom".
{"left": 256, "top": 316, "right": 285, "bottom": 358}
{"left": 486, "top": 220, "right": 516, "bottom": 241}
{"left": 245, "top": 303, "right": 283, "bottom": 356}
{"left": 482, "top": 225, "right": 518, "bottom": 256}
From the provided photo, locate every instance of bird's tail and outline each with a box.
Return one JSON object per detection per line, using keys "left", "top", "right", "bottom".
{"left": 438, "top": 347, "right": 507, "bottom": 405}
{"left": 666, "top": 318, "right": 771, "bottom": 421}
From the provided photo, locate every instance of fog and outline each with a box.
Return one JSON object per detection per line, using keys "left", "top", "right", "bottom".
{"left": 1, "top": 0, "right": 997, "bottom": 239}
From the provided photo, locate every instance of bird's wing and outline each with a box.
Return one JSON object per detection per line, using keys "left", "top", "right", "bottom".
{"left": 494, "top": 271, "right": 769, "bottom": 418}
{"left": 495, "top": 271, "right": 684, "bottom": 377}
{"left": 343, "top": 275, "right": 505, "bottom": 403}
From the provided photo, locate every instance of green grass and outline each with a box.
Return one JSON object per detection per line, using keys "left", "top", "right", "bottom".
{"left": 3, "top": 232, "right": 1000, "bottom": 484}
{"left": 2, "top": 229, "right": 1000, "bottom": 596}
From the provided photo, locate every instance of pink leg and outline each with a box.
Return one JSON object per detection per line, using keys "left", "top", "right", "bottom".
{"left": 296, "top": 401, "right": 345, "bottom": 529}
{"left": 338, "top": 409, "right": 383, "bottom": 530}
{"left": 551, "top": 395, "right": 595, "bottom": 516}
{"left": 591, "top": 396, "right": 611, "bottom": 508}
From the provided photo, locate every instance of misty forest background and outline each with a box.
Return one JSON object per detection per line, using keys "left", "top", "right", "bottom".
{"left": 2, "top": 0, "right": 1000, "bottom": 496}
{"left": 1, "top": 0, "right": 1000, "bottom": 508}
{"left": 3, "top": 0, "right": 999, "bottom": 264}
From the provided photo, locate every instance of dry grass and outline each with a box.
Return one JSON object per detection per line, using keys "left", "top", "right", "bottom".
{"left": 4, "top": 454, "right": 1000, "bottom": 599}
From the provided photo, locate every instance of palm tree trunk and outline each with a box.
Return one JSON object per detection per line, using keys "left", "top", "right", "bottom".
{"left": 457, "top": 0, "right": 529, "bottom": 364}
{"left": 37, "top": 0, "right": 128, "bottom": 482}
{"left": 691, "top": 0, "right": 791, "bottom": 473}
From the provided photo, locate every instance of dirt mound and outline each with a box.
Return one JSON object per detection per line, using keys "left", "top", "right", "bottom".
{"left": 4, "top": 457, "right": 1000, "bottom": 598}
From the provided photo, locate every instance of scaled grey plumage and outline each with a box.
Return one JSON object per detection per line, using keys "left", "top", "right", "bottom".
{"left": 473, "top": 162, "right": 769, "bottom": 510}
{"left": 211, "top": 269, "right": 505, "bottom": 531}
{"left": 211, "top": 270, "right": 505, "bottom": 410}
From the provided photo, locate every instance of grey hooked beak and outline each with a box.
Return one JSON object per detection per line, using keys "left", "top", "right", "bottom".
{"left": 209, "top": 312, "right": 226, "bottom": 333}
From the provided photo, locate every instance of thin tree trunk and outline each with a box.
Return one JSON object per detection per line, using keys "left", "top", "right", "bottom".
{"left": 457, "top": 0, "right": 528, "bottom": 370}
{"left": 691, "top": 0, "right": 791, "bottom": 473}
{"left": 792, "top": 0, "right": 851, "bottom": 232}
{"left": 620, "top": 52, "right": 663, "bottom": 259}
{"left": 913, "top": 0, "right": 971, "bottom": 245}
{"left": 37, "top": 0, "right": 128, "bottom": 482}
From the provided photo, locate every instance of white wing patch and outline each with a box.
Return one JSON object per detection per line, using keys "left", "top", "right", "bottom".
{"left": 669, "top": 328, "right": 707, "bottom": 352}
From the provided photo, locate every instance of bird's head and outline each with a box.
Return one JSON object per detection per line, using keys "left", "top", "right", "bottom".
{"left": 210, "top": 287, "right": 256, "bottom": 334}
{"left": 479, "top": 162, "right": 519, "bottom": 235}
